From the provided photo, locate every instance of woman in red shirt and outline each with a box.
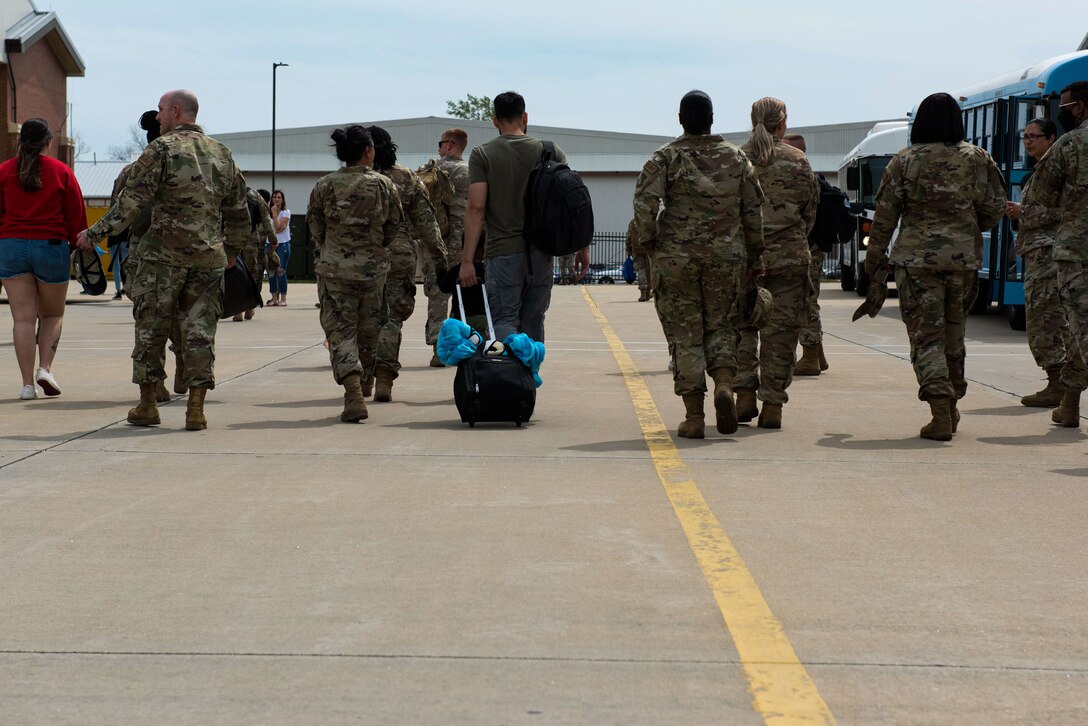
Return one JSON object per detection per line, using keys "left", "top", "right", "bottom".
{"left": 0, "top": 118, "right": 87, "bottom": 400}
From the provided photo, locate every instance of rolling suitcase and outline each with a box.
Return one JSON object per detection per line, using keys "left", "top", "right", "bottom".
{"left": 452, "top": 283, "right": 536, "bottom": 428}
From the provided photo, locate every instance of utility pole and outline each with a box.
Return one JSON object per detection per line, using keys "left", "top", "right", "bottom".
{"left": 272, "top": 62, "right": 289, "bottom": 192}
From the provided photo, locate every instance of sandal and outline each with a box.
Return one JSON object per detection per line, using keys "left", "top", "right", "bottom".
{"left": 266, "top": 298, "right": 277, "bottom": 306}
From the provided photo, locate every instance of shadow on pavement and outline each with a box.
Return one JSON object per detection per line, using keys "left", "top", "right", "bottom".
{"left": 816, "top": 432, "right": 948, "bottom": 450}
{"left": 227, "top": 419, "right": 339, "bottom": 430}
{"left": 977, "top": 429, "right": 1086, "bottom": 446}
{"left": 275, "top": 366, "right": 332, "bottom": 373}
{"left": 1050, "top": 467, "right": 1088, "bottom": 477}
{"left": 966, "top": 405, "right": 1044, "bottom": 417}
{"left": 253, "top": 398, "right": 341, "bottom": 408}
{"left": 382, "top": 419, "right": 530, "bottom": 431}
{"left": 398, "top": 399, "right": 454, "bottom": 407}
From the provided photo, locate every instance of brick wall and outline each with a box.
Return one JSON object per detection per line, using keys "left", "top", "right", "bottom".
{"left": 2, "top": 36, "right": 71, "bottom": 165}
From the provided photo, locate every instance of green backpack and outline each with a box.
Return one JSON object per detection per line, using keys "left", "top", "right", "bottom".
{"left": 416, "top": 160, "right": 455, "bottom": 239}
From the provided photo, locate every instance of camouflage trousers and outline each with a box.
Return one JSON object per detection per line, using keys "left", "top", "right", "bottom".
{"left": 420, "top": 252, "right": 448, "bottom": 347}
{"left": 129, "top": 261, "right": 223, "bottom": 389}
{"left": 1023, "top": 247, "right": 1069, "bottom": 371}
{"left": 652, "top": 251, "right": 743, "bottom": 396}
{"left": 894, "top": 267, "right": 974, "bottom": 401}
{"left": 736, "top": 267, "right": 809, "bottom": 405}
{"left": 318, "top": 275, "right": 385, "bottom": 385}
{"left": 633, "top": 253, "right": 652, "bottom": 292}
{"left": 797, "top": 245, "right": 824, "bottom": 348}
{"left": 375, "top": 247, "right": 418, "bottom": 378}
{"left": 1055, "top": 261, "right": 1088, "bottom": 392}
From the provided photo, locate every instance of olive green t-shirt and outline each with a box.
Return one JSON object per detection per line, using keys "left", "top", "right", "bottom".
{"left": 468, "top": 133, "right": 567, "bottom": 258}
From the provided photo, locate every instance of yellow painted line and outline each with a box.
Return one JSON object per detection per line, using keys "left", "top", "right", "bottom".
{"left": 582, "top": 288, "right": 835, "bottom": 725}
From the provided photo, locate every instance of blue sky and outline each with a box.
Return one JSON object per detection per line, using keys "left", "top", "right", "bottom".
{"left": 40, "top": 0, "right": 1088, "bottom": 156}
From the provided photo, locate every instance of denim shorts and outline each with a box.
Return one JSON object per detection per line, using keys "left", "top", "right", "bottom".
{"left": 0, "top": 238, "right": 72, "bottom": 284}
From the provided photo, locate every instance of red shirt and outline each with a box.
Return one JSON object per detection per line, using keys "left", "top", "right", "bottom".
{"left": 0, "top": 155, "right": 87, "bottom": 245}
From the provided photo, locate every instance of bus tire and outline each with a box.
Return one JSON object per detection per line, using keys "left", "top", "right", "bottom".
{"left": 856, "top": 266, "right": 870, "bottom": 297}
{"left": 840, "top": 264, "right": 856, "bottom": 291}
{"left": 1006, "top": 304, "right": 1026, "bottom": 331}
{"left": 971, "top": 278, "right": 992, "bottom": 315}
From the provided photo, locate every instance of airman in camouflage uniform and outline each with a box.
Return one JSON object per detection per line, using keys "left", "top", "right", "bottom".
{"left": 420, "top": 132, "right": 469, "bottom": 365}
{"left": 80, "top": 89, "right": 249, "bottom": 431}
{"left": 1029, "top": 81, "right": 1088, "bottom": 429}
{"left": 236, "top": 187, "right": 276, "bottom": 321}
{"left": 373, "top": 150, "right": 446, "bottom": 402}
{"left": 309, "top": 128, "right": 401, "bottom": 423}
{"left": 625, "top": 218, "right": 653, "bottom": 302}
{"left": 865, "top": 93, "right": 1005, "bottom": 440}
{"left": 1011, "top": 125, "right": 1069, "bottom": 407}
{"left": 633, "top": 90, "right": 764, "bottom": 439}
{"left": 735, "top": 101, "right": 819, "bottom": 429}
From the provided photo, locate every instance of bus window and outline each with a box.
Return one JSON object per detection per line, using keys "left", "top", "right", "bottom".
{"left": 859, "top": 156, "right": 891, "bottom": 209}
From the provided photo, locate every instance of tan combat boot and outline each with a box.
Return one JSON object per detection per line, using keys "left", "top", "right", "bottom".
{"left": 920, "top": 397, "right": 953, "bottom": 441}
{"left": 185, "top": 387, "right": 208, "bottom": 431}
{"left": 1021, "top": 368, "right": 1064, "bottom": 408}
{"left": 736, "top": 389, "right": 758, "bottom": 423}
{"left": 154, "top": 380, "right": 171, "bottom": 403}
{"left": 373, "top": 368, "right": 395, "bottom": 402}
{"left": 1052, "top": 390, "right": 1081, "bottom": 428}
{"left": 758, "top": 402, "right": 783, "bottom": 429}
{"left": 950, "top": 398, "right": 961, "bottom": 434}
{"left": 709, "top": 368, "right": 737, "bottom": 435}
{"left": 677, "top": 394, "right": 705, "bottom": 439}
{"left": 638, "top": 289, "right": 651, "bottom": 302}
{"left": 818, "top": 344, "right": 829, "bottom": 372}
{"left": 127, "top": 383, "right": 161, "bottom": 426}
{"left": 793, "top": 345, "right": 822, "bottom": 376}
{"left": 362, "top": 373, "right": 374, "bottom": 398}
{"left": 341, "top": 373, "right": 369, "bottom": 423}
{"left": 173, "top": 354, "right": 188, "bottom": 395}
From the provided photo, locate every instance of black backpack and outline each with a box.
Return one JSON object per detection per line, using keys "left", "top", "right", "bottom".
{"left": 811, "top": 175, "right": 855, "bottom": 253}
{"left": 524, "top": 140, "right": 594, "bottom": 256}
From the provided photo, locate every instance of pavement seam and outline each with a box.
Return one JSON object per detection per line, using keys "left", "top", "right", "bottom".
{"left": 1, "top": 650, "right": 1084, "bottom": 674}
{"left": 583, "top": 288, "right": 837, "bottom": 726}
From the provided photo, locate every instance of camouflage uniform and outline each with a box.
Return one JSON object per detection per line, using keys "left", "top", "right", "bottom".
{"left": 558, "top": 253, "right": 576, "bottom": 284}
{"left": 865, "top": 141, "right": 1005, "bottom": 401}
{"left": 1031, "top": 119, "right": 1088, "bottom": 392}
{"left": 375, "top": 164, "right": 446, "bottom": 379}
{"left": 308, "top": 165, "right": 401, "bottom": 384}
{"left": 1016, "top": 172, "right": 1069, "bottom": 374}
{"left": 797, "top": 243, "right": 824, "bottom": 348}
{"left": 88, "top": 123, "right": 249, "bottom": 389}
{"left": 625, "top": 219, "right": 652, "bottom": 296}
{"left": 244, "top": 187, "right": 276, "bottom": 289}
{"left": 421, "top": 155, "right": 468, "bottom": 347}
{"left": 735, "top": 139, "right": 819, "bottom": 405}
{"left": 633, "top": 133, "right": 764, "bottom": 396}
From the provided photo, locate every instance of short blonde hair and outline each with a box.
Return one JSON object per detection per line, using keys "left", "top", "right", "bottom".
{"left": 442, "top": 128, "right": 468, "bottom": 150}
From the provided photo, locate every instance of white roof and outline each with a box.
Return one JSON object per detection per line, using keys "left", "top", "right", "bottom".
{"left": 74, "top": 160, "right": 127, "bottom": 201}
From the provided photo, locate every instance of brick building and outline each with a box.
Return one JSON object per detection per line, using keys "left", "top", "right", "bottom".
{"left": 1, "top": 0, "right": 84, "bottom": 165}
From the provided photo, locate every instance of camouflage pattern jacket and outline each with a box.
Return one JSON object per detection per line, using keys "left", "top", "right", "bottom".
{"left": 245, "top": 188, "right": 277, "bottom": 248}
{"left": 88, "top": 123, "right": 249, "bottom": 269}
{"left": 437, "top": 155, "right": 469, "bottom": 252}
{"left": 1016, "top": 171, "right": 1061, "bottom": 256}
{"left": 382, "top": 164, "right": 447, "bottom": 270}
{"left": 1028, "top": 121, "right": 1088, "bottom": 262}
{"left": 308, "top": 165, "right": 401, "bottom": 281}
{"left": 108, "top": 163, "right": 153, "bottom": 243}
{"left": 633, "top": 133, "right": 765, "bottom": 266}
{"left": 868, "top": 141, "right": 1005, "bottom": 270}
{"left": 740, "top": 138, "right": 818, "bottom": 270}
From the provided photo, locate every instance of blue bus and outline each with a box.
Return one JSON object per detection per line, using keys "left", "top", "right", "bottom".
{"left": 947, "top": 50, "right": 1088, "bottom": 329}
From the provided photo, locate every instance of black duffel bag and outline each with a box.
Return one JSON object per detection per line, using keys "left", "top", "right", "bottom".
{"left": 221, "top": 255, "right": 263, "bottom": 319}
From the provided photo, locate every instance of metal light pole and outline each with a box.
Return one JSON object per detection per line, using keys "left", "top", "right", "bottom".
{"left": 271, "top": 62, "right": 289, "bottom": 193}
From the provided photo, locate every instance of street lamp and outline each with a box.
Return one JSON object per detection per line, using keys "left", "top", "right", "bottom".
{"left": 272, "top": 61, "right": 289, "bottom": 193}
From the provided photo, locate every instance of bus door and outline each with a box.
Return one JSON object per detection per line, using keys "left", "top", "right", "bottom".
{"left": 999, "top": 96, "right": 1045, "bottom": 313}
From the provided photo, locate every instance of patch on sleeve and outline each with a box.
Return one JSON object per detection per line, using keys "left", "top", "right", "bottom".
{"left": 136, "top": 151, "right": 155, "bottom": 170}
{"left": 642, "top": 159, "right": 660, "bottom": 176}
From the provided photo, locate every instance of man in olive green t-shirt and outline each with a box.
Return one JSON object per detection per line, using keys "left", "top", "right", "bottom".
{"left": 458, "top": 91, "right": 588, "bottom": 342}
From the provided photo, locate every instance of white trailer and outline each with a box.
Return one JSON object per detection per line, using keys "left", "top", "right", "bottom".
{"left": 836, "top": 121, "right": 908, "bottom": 295}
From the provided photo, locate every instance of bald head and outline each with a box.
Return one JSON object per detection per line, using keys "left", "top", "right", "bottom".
{"left": 783, "top": 133, "right": 806, "bottom": 153}
{"left": 157, "top": 89, "right": 199, "bottom": 134}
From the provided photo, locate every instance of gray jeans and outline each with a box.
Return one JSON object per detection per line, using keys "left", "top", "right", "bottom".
{"left": 485, "top": 248, "right": 553, "bottom": 342}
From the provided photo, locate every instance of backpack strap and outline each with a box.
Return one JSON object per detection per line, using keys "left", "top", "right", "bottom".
{"left": 540, "top": 139, "right": 556, "bottom": 163}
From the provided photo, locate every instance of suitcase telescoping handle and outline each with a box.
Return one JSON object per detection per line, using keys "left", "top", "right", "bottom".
{"left": 455, "top": 282, "right": 497, "bottom": 349}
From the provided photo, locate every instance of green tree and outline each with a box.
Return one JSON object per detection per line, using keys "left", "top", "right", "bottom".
{"left": 446, "top": 94, "right": 492, "bottom": 121}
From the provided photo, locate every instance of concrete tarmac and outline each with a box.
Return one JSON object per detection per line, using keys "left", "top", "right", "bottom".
{"left": 0, "top": 282, "right": 1085, "bottom": 725}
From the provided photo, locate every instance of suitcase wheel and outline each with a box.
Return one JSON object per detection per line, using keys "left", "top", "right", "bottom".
{"left": 515, "top": 420, "right": 522, "bottom": 428}
{"left": 468, "top": 421, "right": 476, "bottom": 428}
